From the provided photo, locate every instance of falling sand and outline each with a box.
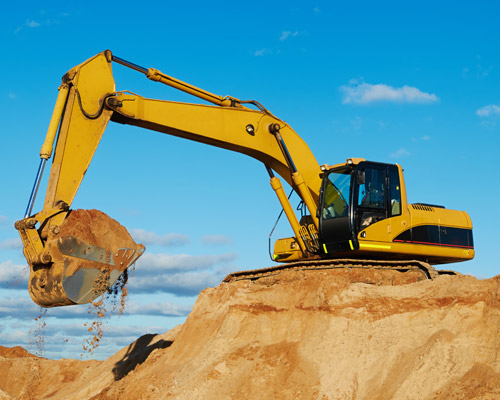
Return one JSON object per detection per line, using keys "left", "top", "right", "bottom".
{"left": 81, "top": 269, "right": 132, "bottom": 358}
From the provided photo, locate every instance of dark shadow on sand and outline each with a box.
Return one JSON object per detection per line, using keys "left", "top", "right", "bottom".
{"left": 112, "top": 333, "right": 173, "bottom": 381}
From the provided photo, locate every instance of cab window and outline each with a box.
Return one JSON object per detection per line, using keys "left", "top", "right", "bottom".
{"left": 356, "top": 166, "right": 387, "bottom": 230}
{"left": 389, "top": 166, "right": 402, "bottom": 216}
{"left": 322, "top": 170, "right": 351, "bottom": 220}
{"left": 358, "top": 167, "right": 386, "bottom": 209}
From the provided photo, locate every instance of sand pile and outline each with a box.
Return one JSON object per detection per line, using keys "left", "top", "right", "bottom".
{"left": 51, "top": 209, "right": 142, "bottom": 252}
{"left": 47, "top": 208, "right": 144, "bottom": 296}
{"left": 1, "top": 269, "right": 499, "bottom": 400}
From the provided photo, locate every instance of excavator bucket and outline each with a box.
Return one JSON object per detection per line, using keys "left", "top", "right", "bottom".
{"left": 22, "top": 209, "right": 145, "bottom": 308}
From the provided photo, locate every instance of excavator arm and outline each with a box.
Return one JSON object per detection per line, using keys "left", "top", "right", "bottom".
{"left": 16, "top": 50, "right": 324, "bottom": 307}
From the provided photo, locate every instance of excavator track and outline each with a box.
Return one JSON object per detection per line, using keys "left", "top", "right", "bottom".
{"left": 223, "top": 258, "right": 442, "bottom": 283}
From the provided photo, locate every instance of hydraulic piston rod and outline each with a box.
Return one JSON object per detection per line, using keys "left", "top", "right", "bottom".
{"left": 25, "top": 84, "right": 70, "bottom": 218}
{"left": 269, "top": 124, "right": 319, "bottom": 229}
{"left": 112, "top": 53, "right": 241, "bottom": 108}
{"left": 265, "top": 165, "right": 307, "bottom": 254}
{"left": 24, "top": 158, "right": 47, "bottom": 219}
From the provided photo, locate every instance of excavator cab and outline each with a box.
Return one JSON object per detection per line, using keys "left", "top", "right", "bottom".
{"left": 319, "top": 159, "right": 402, "bottom": 254}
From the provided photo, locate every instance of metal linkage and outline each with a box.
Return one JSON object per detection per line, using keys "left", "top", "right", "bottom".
{"left": 24, "top": 158, "right": 47, "bottom": 218}
{"left": 268, "top": 123, "right": 297, "bottom": 173}
{"left": 111, "top": 55, "right": 149, "bottom": 75}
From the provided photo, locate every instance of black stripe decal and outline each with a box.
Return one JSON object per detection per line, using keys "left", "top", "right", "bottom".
{"left": 393, "top": 225, "right": 474, "bottom": 249}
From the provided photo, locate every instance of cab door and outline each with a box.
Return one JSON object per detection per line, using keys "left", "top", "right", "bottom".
{"left": 319, "top": 167, "right": 357, "bottom": 252}
{"left": 354, "top": 162, "right": 394, "bottom": 243}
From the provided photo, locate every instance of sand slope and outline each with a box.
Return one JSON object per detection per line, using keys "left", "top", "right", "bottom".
{"left": 1, "top": 269, "right": 499, "bottom": 399}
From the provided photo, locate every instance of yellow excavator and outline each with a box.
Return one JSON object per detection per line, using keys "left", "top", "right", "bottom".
{"left": 16, "top": 50, "right": 474, "bottom": 308}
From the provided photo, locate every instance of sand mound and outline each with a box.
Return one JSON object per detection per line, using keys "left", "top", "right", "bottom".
{"left": 0, "top": 346, "right": 33, "bottom": 359}
{"left": 1, "top": 269, "right": 499, "bottom": 399}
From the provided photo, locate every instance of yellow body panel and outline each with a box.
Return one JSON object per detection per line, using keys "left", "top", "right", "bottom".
{"left": 273, "top": 237, "right": 304, "bottom": 262}
{"left": 42, "top": 52, "right": 115, "bottom": 230}
{"left": 349, "top": 163, "right": 474, "bottom": 264}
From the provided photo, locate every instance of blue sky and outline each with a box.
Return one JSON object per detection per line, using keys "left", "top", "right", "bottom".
{"left": 1, "top": 0, "right": 499, "bottom": 359}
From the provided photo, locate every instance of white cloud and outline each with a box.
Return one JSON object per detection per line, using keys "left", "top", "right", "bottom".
{"left": 476, "top": 104, "right": 500, "bottom": 118}
{"left": 254, "top": 48, "right": 272, "bottom": 57}
{"left": 0, "top": 295, "right": 187, "bottom": 330}
{"left": 340, "top": 82, "right": 439, "bottom": 105}
{"left": 280, "top": 30, "right": 299, "bottom": 41}
{"left": 130, "top": 252, "right": 238, "bottom": 296}
{"left": 0, "top": 297, "right": 42, "bottom": 320}
{"left": 135, "top": 252, "right": 236, "bottom": 273}
{"left": 14, "top": 19, "right": 40, "bottom": 33}
{"left": 480, "top": 66, "right": 493, "bottom": 77}
{"left": 0, "top": 329, "right": 29, "bottom": 346}
{"left": 26, "top": 19, "right": 40, "bottom": 28}
{"left": 0, "top": 296, "right": 189, "bottom": 320}
{"left": 390, "top": 148, "right": 411, "bottom": 159}
{"left": 129, "top": 270, "right": 223, "bottom": 296}
{"left": 0, "top": 260, "right": 28, "bottom": 289}
{"left": 129, "top": 229, "right": 189, "bottom": 247}
{"left": 14, "top": 11, "right": 70, "bottom": 34}
{"left": 411, "top": 134, "right": 431, "bottom": 142}
{"left": 0, "top": 238, "right": 22, "bottom": 249}
{"left": 350, "top": 116, "right": 362, "bottom": 131}
{"left": 125, "top": 301, "right": 192, "bottom": 317}
{"left": 201, "top": 235, "right": 233, "bottom": 246}
{"left": 0, "top": 320, "right": 166, "bottom": 360}
{"left": 0, "top": 215, "right": 7, "bottom": 224}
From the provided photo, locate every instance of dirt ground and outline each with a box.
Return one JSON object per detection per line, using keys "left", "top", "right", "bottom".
{"left": 1, "top": 268, "right": 499, "bottom": 400}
